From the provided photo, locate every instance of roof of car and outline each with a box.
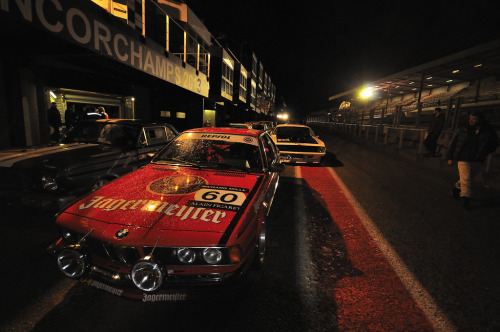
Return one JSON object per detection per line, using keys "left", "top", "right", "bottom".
{"left": 276, "top": 124, "right": 311, "bottom": 128}
{"left": 228, "top": 123, "right": 251, "bottom": 127}
{"left": 185, "top": 127, "right": 263, "bottom": 137}
{"left": 87, "top": 119, "right": 175, "bottom": 127}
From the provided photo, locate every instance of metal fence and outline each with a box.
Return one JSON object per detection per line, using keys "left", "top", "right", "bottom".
{"left": 310, "top": 122, "right": 498, "bottom": 173}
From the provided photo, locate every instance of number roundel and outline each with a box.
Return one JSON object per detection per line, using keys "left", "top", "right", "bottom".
{"left": 195, "top": 189, "right": 246, "bottom": 206}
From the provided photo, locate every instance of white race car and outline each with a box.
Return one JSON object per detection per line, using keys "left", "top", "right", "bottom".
{"left": 272, "top": 124, "right": 326, "bottom": 164}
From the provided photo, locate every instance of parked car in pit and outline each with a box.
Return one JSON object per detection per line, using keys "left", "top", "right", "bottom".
{"left": 47, "top": 127, "right": 284, "bottom": 300}
{"left": 0, "top": 119, "right": 178, "bottom": 210}
{"left": 248, "top": 121, "right": 274, "bottom": 134}
{"left": 271, "top": 124, "right": 326, "bottom": 164}
{"left": 227, "top": 123, "right": 252, "bottom": 129}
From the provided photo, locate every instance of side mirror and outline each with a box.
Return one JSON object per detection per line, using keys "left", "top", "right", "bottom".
{"left": 269, "top": 163, "right": 285, "bottom": 172}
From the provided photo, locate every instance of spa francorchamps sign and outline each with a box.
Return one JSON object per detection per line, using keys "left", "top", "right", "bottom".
{"left": 0, "top": 0, "right": 209, "bottom": 97}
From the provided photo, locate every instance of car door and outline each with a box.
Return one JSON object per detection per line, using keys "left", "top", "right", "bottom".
{"left": 259, "top": 133, "right": 281, "bottom": 215}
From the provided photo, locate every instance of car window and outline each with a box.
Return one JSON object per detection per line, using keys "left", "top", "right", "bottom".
{"left": 153, "top": 133, "right": 263, "bottom": 171}
{"left": 142, "top": 127, "right": 168, "bottom": 146}
{"left": 65, "top": 122, "right": 140, "bottom": 147}
{"left": 166, "top": 127, "right": 177, "bottom": 141}
{"left": 261, "top": 133, "right": 279, "bottom": 167}
{"left": 276, "top": 126, "right": 316, "bottom": 143}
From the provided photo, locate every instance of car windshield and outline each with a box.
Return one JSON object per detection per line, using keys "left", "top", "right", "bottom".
{"left": 153, "top": 133, "right": 263, "bottom": 171}
{"left": 276, "top": 127, "right": 317, "bottom": 143}
{"left": 229, "top": 124, "right": 248, "bottom": 129}
{"left": 64, "top": 122, "right": 141, "bottom": 147}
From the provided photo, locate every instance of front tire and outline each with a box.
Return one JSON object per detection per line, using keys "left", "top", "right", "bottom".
{"left": 253, "top": 221, "right": 267, "bottom": 270}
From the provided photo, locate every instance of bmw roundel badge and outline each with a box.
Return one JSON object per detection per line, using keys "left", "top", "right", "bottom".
{"left": 116, "top": 228, "right": 129, "bottom": 239}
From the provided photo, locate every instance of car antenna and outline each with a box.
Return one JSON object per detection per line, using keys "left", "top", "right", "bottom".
{"left": 78, "top": 228, "right": 94, "bottom": 244}
{"left": 146, "top": 236, "right": 161, "bottom": 259}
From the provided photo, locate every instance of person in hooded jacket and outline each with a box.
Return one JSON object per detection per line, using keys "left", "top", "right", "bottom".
{"left": 446, "top": 111, "right": 499, "bottom": 209}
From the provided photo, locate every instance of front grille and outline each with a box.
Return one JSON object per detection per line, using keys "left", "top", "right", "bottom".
{"left": 277, "top": 144, "right": 321, "bottom": 153}
{"left": 83, "top": 237, "right": 140, "bottom": 265}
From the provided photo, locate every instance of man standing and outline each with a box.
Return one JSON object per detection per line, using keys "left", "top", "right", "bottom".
{"left": 65, "top": 104, "right": 78, "bottom": 132}
{"left": 424, "top": 107, "right": 446, "bottom": 156}
{"left": 446, "top": 111, "right": 499, "bottom": 209}
{"left": 97, "top": 106, "right": 109, "bottom": 119}
{"left": 47, "top": 102, "right": 62, "bottom": 142}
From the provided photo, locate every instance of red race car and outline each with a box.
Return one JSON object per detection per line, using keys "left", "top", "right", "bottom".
{"left": 48, "top": 127, "right": 284, "bottom": 301}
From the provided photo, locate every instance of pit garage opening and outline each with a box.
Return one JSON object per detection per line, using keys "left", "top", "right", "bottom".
{"left": 46, "top": 88, "right": 135, "bottom": 133}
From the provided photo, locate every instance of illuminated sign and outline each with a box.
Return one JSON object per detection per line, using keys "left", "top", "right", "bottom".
{"left": 1, "top": 0, "right": 208, "bottom": 97}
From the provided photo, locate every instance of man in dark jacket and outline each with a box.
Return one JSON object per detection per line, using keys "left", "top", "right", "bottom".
{"left": 446, "top": 111, "right": 499, "bottom": 209}
{"left": 47, "top": 102, "right": 62, "bottom": 142}
{"left": 424, "top": 107, "right": 446, "bottom": 156}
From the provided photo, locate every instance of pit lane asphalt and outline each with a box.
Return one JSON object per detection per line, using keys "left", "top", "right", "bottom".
{"left": 1, "top": 131, "right": 499, "bottom": 331}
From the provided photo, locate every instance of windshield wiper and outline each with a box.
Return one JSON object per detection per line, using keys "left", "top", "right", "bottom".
{"left": 215, "top": 162, "right": 251, "bottom": 173}
{"left": 155, "top": 157, "right": 202, "bottom": 168}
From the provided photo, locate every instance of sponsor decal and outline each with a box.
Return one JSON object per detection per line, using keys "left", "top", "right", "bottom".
{"left": 115, "top": 228, "right": 129, "bottom": 239}
{"left": 178, "top": 133, "right": 259, "bottom": 146}
{"left": 84, "top": 279, "right": 124, "bottom": 297}
{"left": 200, "top": 134, "right": 231, "bottom": 139}
{"left": 76, "top": 180, "right": 253, "bottom": 223}
{"left": 191, "top": 186, "right": 247, "bottom": 211}
{"left": 143, "top": 293, "right": 187, "bottom": 302}
{"left": 79, "top": 195, "right": 228, "bottom": 224}
{"left": 147, "top": 174, "right": 207, "bottom": 195}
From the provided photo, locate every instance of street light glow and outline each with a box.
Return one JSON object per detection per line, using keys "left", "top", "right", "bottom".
{"left": 360, "top": 87, "right": 373, "bottom": 99}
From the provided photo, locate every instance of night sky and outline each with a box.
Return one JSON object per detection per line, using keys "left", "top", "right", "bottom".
{"left": 185, "top": 1, "right": 499, "bottom": 118}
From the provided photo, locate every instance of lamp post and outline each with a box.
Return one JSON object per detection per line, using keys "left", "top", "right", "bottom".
{"left": 360, "top": 87, "right": 373, "bottom": 125}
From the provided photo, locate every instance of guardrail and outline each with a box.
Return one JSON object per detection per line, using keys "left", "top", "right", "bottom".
{"left": 309, "top": 122, "right": 498, "bottom": 173}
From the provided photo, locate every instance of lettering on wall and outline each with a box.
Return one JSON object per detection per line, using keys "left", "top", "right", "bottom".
{"left": 1, "top": 0, "right": 209, "bottom": 97}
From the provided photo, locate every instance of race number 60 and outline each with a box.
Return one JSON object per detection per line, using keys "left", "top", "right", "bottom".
{"left": 194, "top": 189, "right": 246, "bottom": 206}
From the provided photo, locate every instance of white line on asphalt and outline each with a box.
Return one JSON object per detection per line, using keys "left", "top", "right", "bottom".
{"left": 293, "top": 166, "right": 321, "bottom": 325}
{"left": 327, "top": 167, "right": 457, "bottom": 332}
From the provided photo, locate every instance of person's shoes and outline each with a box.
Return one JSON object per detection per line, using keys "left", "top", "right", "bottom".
{"left": 451, "top": 188, "right": 460, "bottom": 200}
{"left": 462, "top": 197, "right": 472, "bottom": 210}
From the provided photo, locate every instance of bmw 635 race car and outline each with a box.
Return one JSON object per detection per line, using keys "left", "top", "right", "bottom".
{"left": 48, "top": 127, "right": 284, "bottom": 301}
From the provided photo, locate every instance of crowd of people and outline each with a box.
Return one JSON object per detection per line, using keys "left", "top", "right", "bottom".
{"left": 47, "top": 103, "right": 110, "bottom": 143}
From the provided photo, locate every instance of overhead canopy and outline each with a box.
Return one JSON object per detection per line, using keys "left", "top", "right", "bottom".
{"left": 328, "top": 39, "right": 500, "bottom": 102}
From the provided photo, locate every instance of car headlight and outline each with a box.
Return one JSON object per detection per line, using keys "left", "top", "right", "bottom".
{"left": 177, "top": 248, "right": 196, "bottom": 264}
{"left": 202, "top": 248, "right": 222, "bottom": 265}
{"left": 131, "top": 259, "right": 164, "bottom": 292}
{"left": 41, "top": 175, "right": 59, "bottom": 191}
{"left": 57, "top": 248, "right": 88, "bottom": 278}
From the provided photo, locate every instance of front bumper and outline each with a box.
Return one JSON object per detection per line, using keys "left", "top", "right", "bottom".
{"left": 280, "top": 152, "right": 324, "bottom": 164}
{"left": 47, "top": 240, "right": 254, "bottom": 301}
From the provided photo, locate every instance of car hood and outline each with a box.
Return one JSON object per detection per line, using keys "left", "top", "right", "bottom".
{"left": 60, "top": 164, "right": 262, "bottom": 234}
{"left": 0, "top": 143, "right": 124, "bottom": 169}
